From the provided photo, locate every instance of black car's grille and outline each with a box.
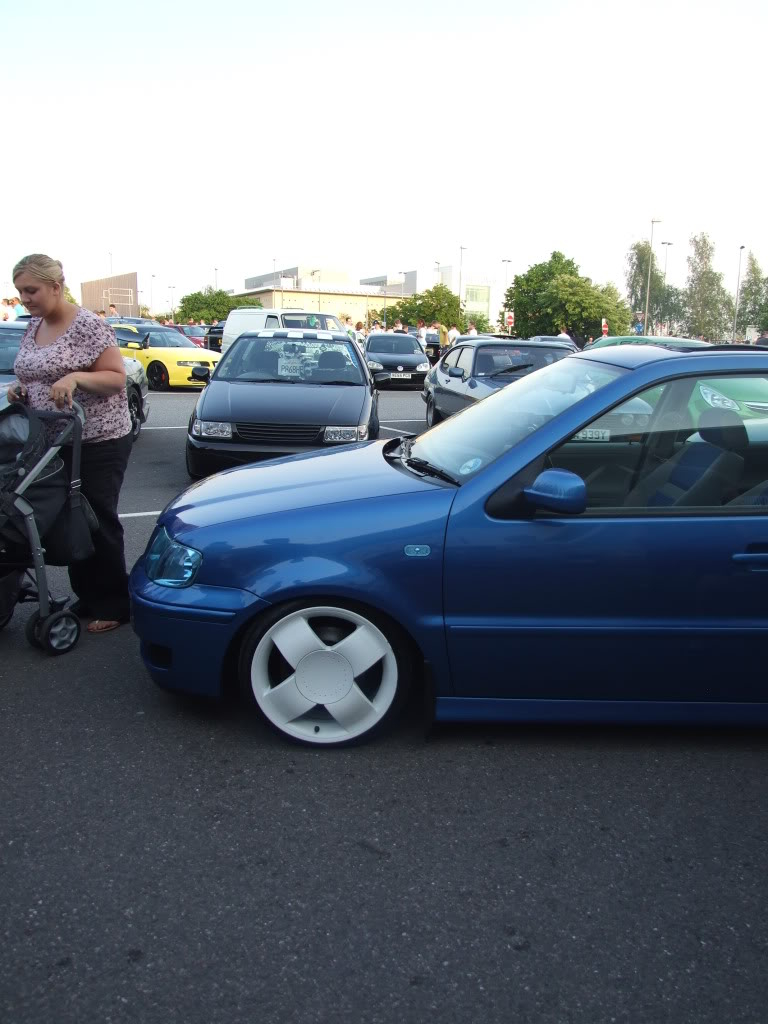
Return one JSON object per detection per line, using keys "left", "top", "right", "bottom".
{"left": 235, "top": 422, "right": 324, "bottom": 444}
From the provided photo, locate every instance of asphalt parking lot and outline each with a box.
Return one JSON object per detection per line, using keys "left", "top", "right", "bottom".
{"left": 1, "top": 389, "right": 767, "bottom": 1024}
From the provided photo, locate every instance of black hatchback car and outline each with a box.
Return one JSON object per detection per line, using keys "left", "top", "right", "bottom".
{"left": 422, "top": 336, "right": 574, "bottom": 426}
{"left": 186, "top": 329, "right": 389, "bottom": 477}
{"left": 364, "top": 333, "right": 431, "bottom": 389}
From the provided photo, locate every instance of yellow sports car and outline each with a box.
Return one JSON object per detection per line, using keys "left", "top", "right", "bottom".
{"left": 115, "top": 325, "right": 221, "bottom": 391}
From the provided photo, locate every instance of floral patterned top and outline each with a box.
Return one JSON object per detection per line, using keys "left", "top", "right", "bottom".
{"left": 14, "top": 308, "right": 131, "bottom": 443}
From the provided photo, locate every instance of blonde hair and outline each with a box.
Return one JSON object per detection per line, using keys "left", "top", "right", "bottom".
{"left": 12, "top": 253, "right": 65, "bottom": 287}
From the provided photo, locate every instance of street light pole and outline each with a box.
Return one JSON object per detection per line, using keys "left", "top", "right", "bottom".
{"left": 733, "top": 245, "right": 746, "bottom": 342}
{"left": 458, "top": 247, "right": 466, "bottom": 315}
{"left": 108, "top": 252, "right": 113, "bottom": 276}
{"left": 169, "top": 286, "right": 175, "bottom": 320}
{"left": 398, "top": 270, "right": 406, "bottom": 304}
{"left": 434, "top": 260, "right": 440, "bottom": 283}
{"left": 643, "top": 220, "right": 660, "bottom": 336}
{"left": 150, "top": 274, "right": 155, "bottom": 314}
{"left": 214, "top": 267, "right": 218, "bottom": 290}
{"left": 660, "top": 243, "right": 672, "bottom": 335}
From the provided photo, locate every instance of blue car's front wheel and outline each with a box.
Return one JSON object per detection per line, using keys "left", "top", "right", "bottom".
{"left": 239, "top": 600, "right": 412, "bottom": 747}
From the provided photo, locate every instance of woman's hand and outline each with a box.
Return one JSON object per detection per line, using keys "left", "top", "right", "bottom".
{"left": 6, "top": 383, "right": 28, "bottom": 404}
{"left": 50, "top": 373, "right": 79, "bottom": 409}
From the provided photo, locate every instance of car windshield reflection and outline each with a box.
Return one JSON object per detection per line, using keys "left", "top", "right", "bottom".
{"left": 216, "top": 336, "right": 364, "bottom": 385}
{"left": 411, "top": 356, "right": 627, "bottom": 481}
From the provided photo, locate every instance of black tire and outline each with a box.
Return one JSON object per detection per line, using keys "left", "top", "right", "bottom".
{"left": 426, "top": 395, "right": 443, "bottom": 427}
{"left": 127, "top": 387, "right": 143, "bottom": 440}
{"left": 147, "top": 361, "right": 170, "bottom": 391}
{"left": 25, "top": 611, "right": 43, "bottom": 649}
{"left": 40, "top": 610, "right": 81, "bottom": 655}
{"left": 238, "top": 599, "right": 413, "bottom": 748}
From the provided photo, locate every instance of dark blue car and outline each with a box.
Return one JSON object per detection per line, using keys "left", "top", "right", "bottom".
{"left": 130, "top": 345, "right": 768, "bottom": 746}
{"left": 423, "top": 336, "right": 575, "bottom": 427}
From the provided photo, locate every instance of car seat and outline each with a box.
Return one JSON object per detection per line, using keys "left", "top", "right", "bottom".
{"left": 474, "top": 353, "right": 496, "bottom": 375}
{"left": 312, "top": 350, "right": 349, "bottom": 381}
{"left": 623, "top": 408, "right": 747, "bottom": 508}
{"left": 247, "top": 349, "right": 280, "bottom": 376}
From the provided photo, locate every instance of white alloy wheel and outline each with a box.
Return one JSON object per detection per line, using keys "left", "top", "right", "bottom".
{"left": 243, "top": 604, "right": 407, "bottom": 746}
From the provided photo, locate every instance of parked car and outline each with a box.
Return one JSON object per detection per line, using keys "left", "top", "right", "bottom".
{"left": 130, "top": 344, "right": 768, "bottom": 747}
{"left": 204, "top": 323, "right": 223, "bottom": 351}
{"left": 424, "top": 331, "right": 441, "bottom": 364}
{"left": 164, "top": 323, "right": 207, "bottom": 348}
{"left": 528, "top": 334, "right": 580, "bottom": 351}
{"left": 0, "top": 321, "right": 150, "bottom": 439}
{"left": 185, "top": 329, "right": 388, "bottom": 477}
{"left": 423, "top": 337, "right": 574, "bottom": 426}
{"left": 221, "top": 309, "right": 346, "bottom": 356}
{"left": 364, "top": 333, "right": 431, "bottom": 389}
{"left": 115, "top": 325, "right": 220, "bottom": 391}
{"left": 589, "top": 335, "right": 709, "bottom": 352}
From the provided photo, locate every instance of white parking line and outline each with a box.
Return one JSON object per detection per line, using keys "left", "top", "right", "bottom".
{"left": 120, "top": 511, "right": 162, "bottom": 518}
{"left": 380, "top": 418, "right": 424, "bottom": 423}
{"left": 142, "top": 425, "right": 188, "bottom": 430}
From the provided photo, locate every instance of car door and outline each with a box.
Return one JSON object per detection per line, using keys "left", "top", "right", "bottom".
{"left": 443, "top": 370, "right": 768, "bottom": 709}
{"left": 433, "top": 347, "right": 463, "bottom": 417}
{"left": 450, "top": 347, "right": 477, "bottom": 414}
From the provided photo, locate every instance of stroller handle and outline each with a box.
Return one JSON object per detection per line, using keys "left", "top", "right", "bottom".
{"left": 32, "top": 401, "right": 85, "bottom": 447}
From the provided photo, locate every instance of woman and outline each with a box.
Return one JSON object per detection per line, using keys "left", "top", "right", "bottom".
{"left": 7, "top": 254, "right": 133, "bottom": 634}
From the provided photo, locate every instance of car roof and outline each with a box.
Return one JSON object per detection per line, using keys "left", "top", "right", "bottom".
{"left": 575, "top": 344, "right": 768, "bottom": 370}
{"left": 455, "top": 336, "right": 575, "bottom": 350}
{"left": 591, "top": 335, "right": 708, "bottom": 348}
{"left": 0, "top": 321, "right": 26, "bottom": 330}
{"left": 244, "top": 329, "right": 353, "bottom": 341}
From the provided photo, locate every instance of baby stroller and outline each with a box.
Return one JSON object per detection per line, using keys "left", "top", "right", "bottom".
{"left": 0, "top": 401, "right": 97, "bottom": 655}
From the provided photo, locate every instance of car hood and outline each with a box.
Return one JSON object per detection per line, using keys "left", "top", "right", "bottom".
{"left": 367, "top": 351, "right": 426, "bottom": 368}
{"left": 198, "top": 379, "right": 367, "bottom": 424}
{"left": 163, "top": 441, "right": 446, "bottom": 532}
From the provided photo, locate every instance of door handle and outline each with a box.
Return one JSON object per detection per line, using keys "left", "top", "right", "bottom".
{"left": 732, "top": 552, "right": 768, "bottom": 571}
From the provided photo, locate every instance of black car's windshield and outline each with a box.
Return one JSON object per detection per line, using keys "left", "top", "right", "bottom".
{"left": 367, "top": 334, "right": 423, "bottom": 356}
{"left": 473, "top": 344, "right": 571, "bottom": 378}
{"left": 216, "top": 336, "right": 364, "bottom": 384}
{"left": 0, "top": 329, "right": 24, "bottom": 372}
{"left": 411, "top": 356, "right": 626, "bottom": 481}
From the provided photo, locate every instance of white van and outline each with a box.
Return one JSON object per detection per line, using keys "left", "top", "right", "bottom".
{"left": 221, "top": 309, "right": 347, "bottom": 355}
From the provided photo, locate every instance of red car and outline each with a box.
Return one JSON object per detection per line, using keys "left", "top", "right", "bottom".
{"left": 166, "top": 324, "right": 208, "bottom": 348}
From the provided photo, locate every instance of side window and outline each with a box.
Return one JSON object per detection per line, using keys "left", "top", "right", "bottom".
{"left": 441, "top": 348, "right": 460, "bottom": 369}
{"left": 550, "top": 374, "right": 766, "bottom": 511}
{"left": 265, "top": 316, "right": 280, "bottom": 329}
{"left": 456, "top": 348, "right": 475, "bottom": 375}
{"left": 147, "top": 333, "right": 167, "bottom": 348}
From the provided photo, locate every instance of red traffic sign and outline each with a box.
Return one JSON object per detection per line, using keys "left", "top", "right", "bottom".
{"left": 505, "top": 311, "right": 515, "bottom": 327}
{"left": 601, "top": 318, "right": 609, "bottom": 335}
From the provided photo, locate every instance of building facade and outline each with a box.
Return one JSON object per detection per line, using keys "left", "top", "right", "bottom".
{"left": 81, "top": 272, "right": 139, "bottom": 317}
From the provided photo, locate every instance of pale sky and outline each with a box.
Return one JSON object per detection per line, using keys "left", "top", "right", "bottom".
{"left": 3, "top": 0, "right": 766, "bottom": 311}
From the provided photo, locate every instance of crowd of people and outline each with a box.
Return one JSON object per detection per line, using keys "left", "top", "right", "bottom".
{"left": 1, "top": 297, "right": 27, "bottom": 320}
{"left": 340, "top": 315, "right": 480, "bottom": 353}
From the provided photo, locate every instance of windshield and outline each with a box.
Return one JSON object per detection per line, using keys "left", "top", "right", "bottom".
{"left": 182, "top": 326, "right": 206, "bottom": 337}
{"left": 367, "top": 334, "right": 422, "bottom": 355}
{"left": 281, "top": 313, "right": 344, "bottom": 332}
{"left": 0, "top": 329, "right": 24, "bottom": 372}
{"left": 410, "top": 356, "right": 626, "bottom": 481}
{"left": 471, "top": 344, "right": 570, "bottom": 377}
{"left": 215, "top": 336, "right": 364, "bottom": 384}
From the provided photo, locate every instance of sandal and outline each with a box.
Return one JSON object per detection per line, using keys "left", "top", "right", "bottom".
{"left": 87, "top": 619, "right": 124, "bottom": 634}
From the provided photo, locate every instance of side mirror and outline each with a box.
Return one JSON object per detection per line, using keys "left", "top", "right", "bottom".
{"left": 523, "top": 468, "right": 586, "bottom": 515}
{"left": 373, "top": 372, "right": 391, "bottom": 387}
{"left": 191, "top": 366, "right": 211, "bottom": 383}
{"left": 125, "top": 341, "right": 141, "bottom": 350}
{"left": 448, "top": 366, "right": 464, "bottom": 379}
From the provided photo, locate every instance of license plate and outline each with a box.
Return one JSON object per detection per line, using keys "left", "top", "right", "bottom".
{"left": 574, "top": 427, "right": 611, "bottom": 441}
{"left": 390, "top": 372, "right": 412, "bottom": 379}
{"left": 279, "top": 360, "right": 302, "bottom": 376}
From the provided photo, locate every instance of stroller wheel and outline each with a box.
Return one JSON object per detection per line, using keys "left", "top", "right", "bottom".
{"left": 41, "top": 610, "right": 81, "bottom": 655}
{"left": 25, "top": 611, "right": 43, "bottom": 648}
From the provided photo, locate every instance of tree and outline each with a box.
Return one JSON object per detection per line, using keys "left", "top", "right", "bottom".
{"left": 656, "top": 285, "right": 687, "bottom": 336}
{"left": 139, "top": 304, "right": 151, "bottom": 318}
{"left": 371, "top": 283, "right": 485, "bottom": 332}
{"left": 735, "top": 252, "right": 768, "bottom": 336}
{"left": 176, "top": 287, "right": 262, "bottom": 323}
{"left": 683, "top": 233, "right": 734, "bottom": 341}
{"left": 625, "top": 241, "right": 664, "bottom": 322}
{"left": 498, "top": 252, "right": 579, "bottom": 336}
{"left": 538, "top": 275, "right": 631, "bottom": 341}
{"left": 63, "top": 284, "right": 77, "bottom": 304}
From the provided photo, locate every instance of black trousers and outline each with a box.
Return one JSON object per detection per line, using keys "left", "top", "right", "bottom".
{"left": 60, "top": 432, "right": 133, "bottom": 621}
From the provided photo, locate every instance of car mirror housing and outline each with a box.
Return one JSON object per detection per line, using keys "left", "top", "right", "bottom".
{"left": 125, "top": 342, "right": 141, "bottom": 350}
{"left": 448, "top": 367, "right": 464, "bottom": 379}
{"left": 523, "top": 469, "right": 586, "bottom": 515}
{"left": 373, "top": 372, "right": 391, "bottom": 387}
{"left": 191, "top": 366, "right": 211, "bottom": 383}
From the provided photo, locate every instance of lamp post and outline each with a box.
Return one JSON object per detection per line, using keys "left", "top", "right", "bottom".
{"left": 169, "top": 286, "right": 175, "bottom": 320}
{"left": 733, "top": 245, "right": 746, "bottom": 342}
{"left": 643, "top": 220, "right": 661, "bottom": 335}
{"left": 398, "top": 270, "right": 406, "bottom": 303}
{"left": 108, "top": 252, "right": 113, "bottom": 276}
{"left": 660, "top": 243, "right": 672, "bottom": 335}
{"left": 214, "top": 267, "right": 218, "bottom": 290}
{"left": 310, "top": 269, "right": 320, "bottom": 313}
{"left": 434, "top": 260, "right": 440, "bottom": 283}
{"left": 458, "top": 246, "right": 466, "bottom": 314}
{"left": 150, "top": 274, "right": 155, "bottom": 314}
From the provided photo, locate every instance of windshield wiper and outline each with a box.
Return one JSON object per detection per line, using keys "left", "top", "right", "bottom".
{"left": 234, "top": 376, "right": 297, "bottom": 383}
{"left": 487, "top": 362, "right": 534, "bottom": 378}
{"left": 308, "top": 379, "right": 360, "bottom": 386}
{"left": 398, "top": 440, "right": 459, "bottom": 485}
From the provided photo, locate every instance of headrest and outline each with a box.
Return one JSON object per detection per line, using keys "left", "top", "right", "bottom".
{"left": 475, "top": 354, "right": 496, "bottom": 374}
{"left": 698, "top": 408, "right": 748, "bottom": 450}
{"left": 318, "top": 350, "right": 346, "bottom": 369}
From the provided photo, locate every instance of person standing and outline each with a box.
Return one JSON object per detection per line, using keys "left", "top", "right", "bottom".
{"left": 3, "top": 298, "right": 17, "bottom": 321}
{"left": 108, "top": 303, "right": 118, "bottom": 317}
{"left": 416, "top": 318, "right": 427, "bottom": 351}
{"left": 8, "top": 254, "right": 133, "bottom": 634}
{"left": 14, "top": 297, "right": 27, "bottom": 317}
{"left": 447, "top": 324, "right": 460, "bottom": 346}
{"left": 467, "top": 321, "right": 478, "bottom": 336}
{"left": 556, "top": 327, "right": 572, "bottom": 341}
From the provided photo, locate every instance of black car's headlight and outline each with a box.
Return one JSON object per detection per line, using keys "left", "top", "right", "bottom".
{"left": 145, "top": 527, "right": 202, "bottom": 588}
{"left": 324, "top": 425, "right": 368, "bottom": 443}
{"left": 191, "top": 418, "right": 232, "bottom": 438}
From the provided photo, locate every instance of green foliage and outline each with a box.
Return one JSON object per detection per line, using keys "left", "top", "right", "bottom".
{"left": 656, "top": 285, "right": 687, "bottom": 335}
{"left": 139, "top": 304, "right": 151, "bottom": 318}
{"left": 736, "top": 252, "right": 768, "bottom": 335}
{"left": 370, "top": 283, "right": 487, "bottom": 333}
{"left": 539, "top": 275, "right": 631, "bottom": 340}
{"left": 498, "top": 252, "right": 579, "bottom": 336}
{"left": 683, "top": 233, "right": 734, "bottom": 341}
{"left": 63, "top": 285, "right": 77, "bottom": 304}
{"left": 625, "top": 241, "right": 664, "bottom": 318}
{"left": 176, "top": 287, "right": 262, "bottom": 323}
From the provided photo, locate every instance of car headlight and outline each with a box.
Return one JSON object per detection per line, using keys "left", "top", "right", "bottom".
{"left": 191, "top": 418, "right": 232, "bottom": 438}
{"left": 699, "top": 384, "right": 740, "bottom": 412}
{"left": 416, "top": 362, "right": 429, "bottom": 371}
{"left": 367, "top": 359, "right": 384, "bottom": 370}
{"left": 177, "top": 360, "right": 207, "bottom": 367}
{"left": 324, "top": 425, "right": 368, "bottom": 443}
{"left": 145, "top": 527, "right": 202, "bottom": 588}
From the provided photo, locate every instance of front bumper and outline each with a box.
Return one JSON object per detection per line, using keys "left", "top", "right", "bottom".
{"left": 186, "top": 435, "right": 333, "bottom": 476}
{"left": 375, "top": 371, "right": 428, "bottom": 391}
{"left": 129, "top": 562, "right": 270, "bottom": 696}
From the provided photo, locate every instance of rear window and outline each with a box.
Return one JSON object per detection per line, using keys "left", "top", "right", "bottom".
{"left": 472, "top": 344, "right": 571, "bottom": 377}
{"left": 0, "top": 327, "right": 25, "bottom": 371}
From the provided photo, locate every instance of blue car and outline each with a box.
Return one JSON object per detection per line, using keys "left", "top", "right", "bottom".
{"left": 130, "top": 345, "right": 768, "bottom": 746}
